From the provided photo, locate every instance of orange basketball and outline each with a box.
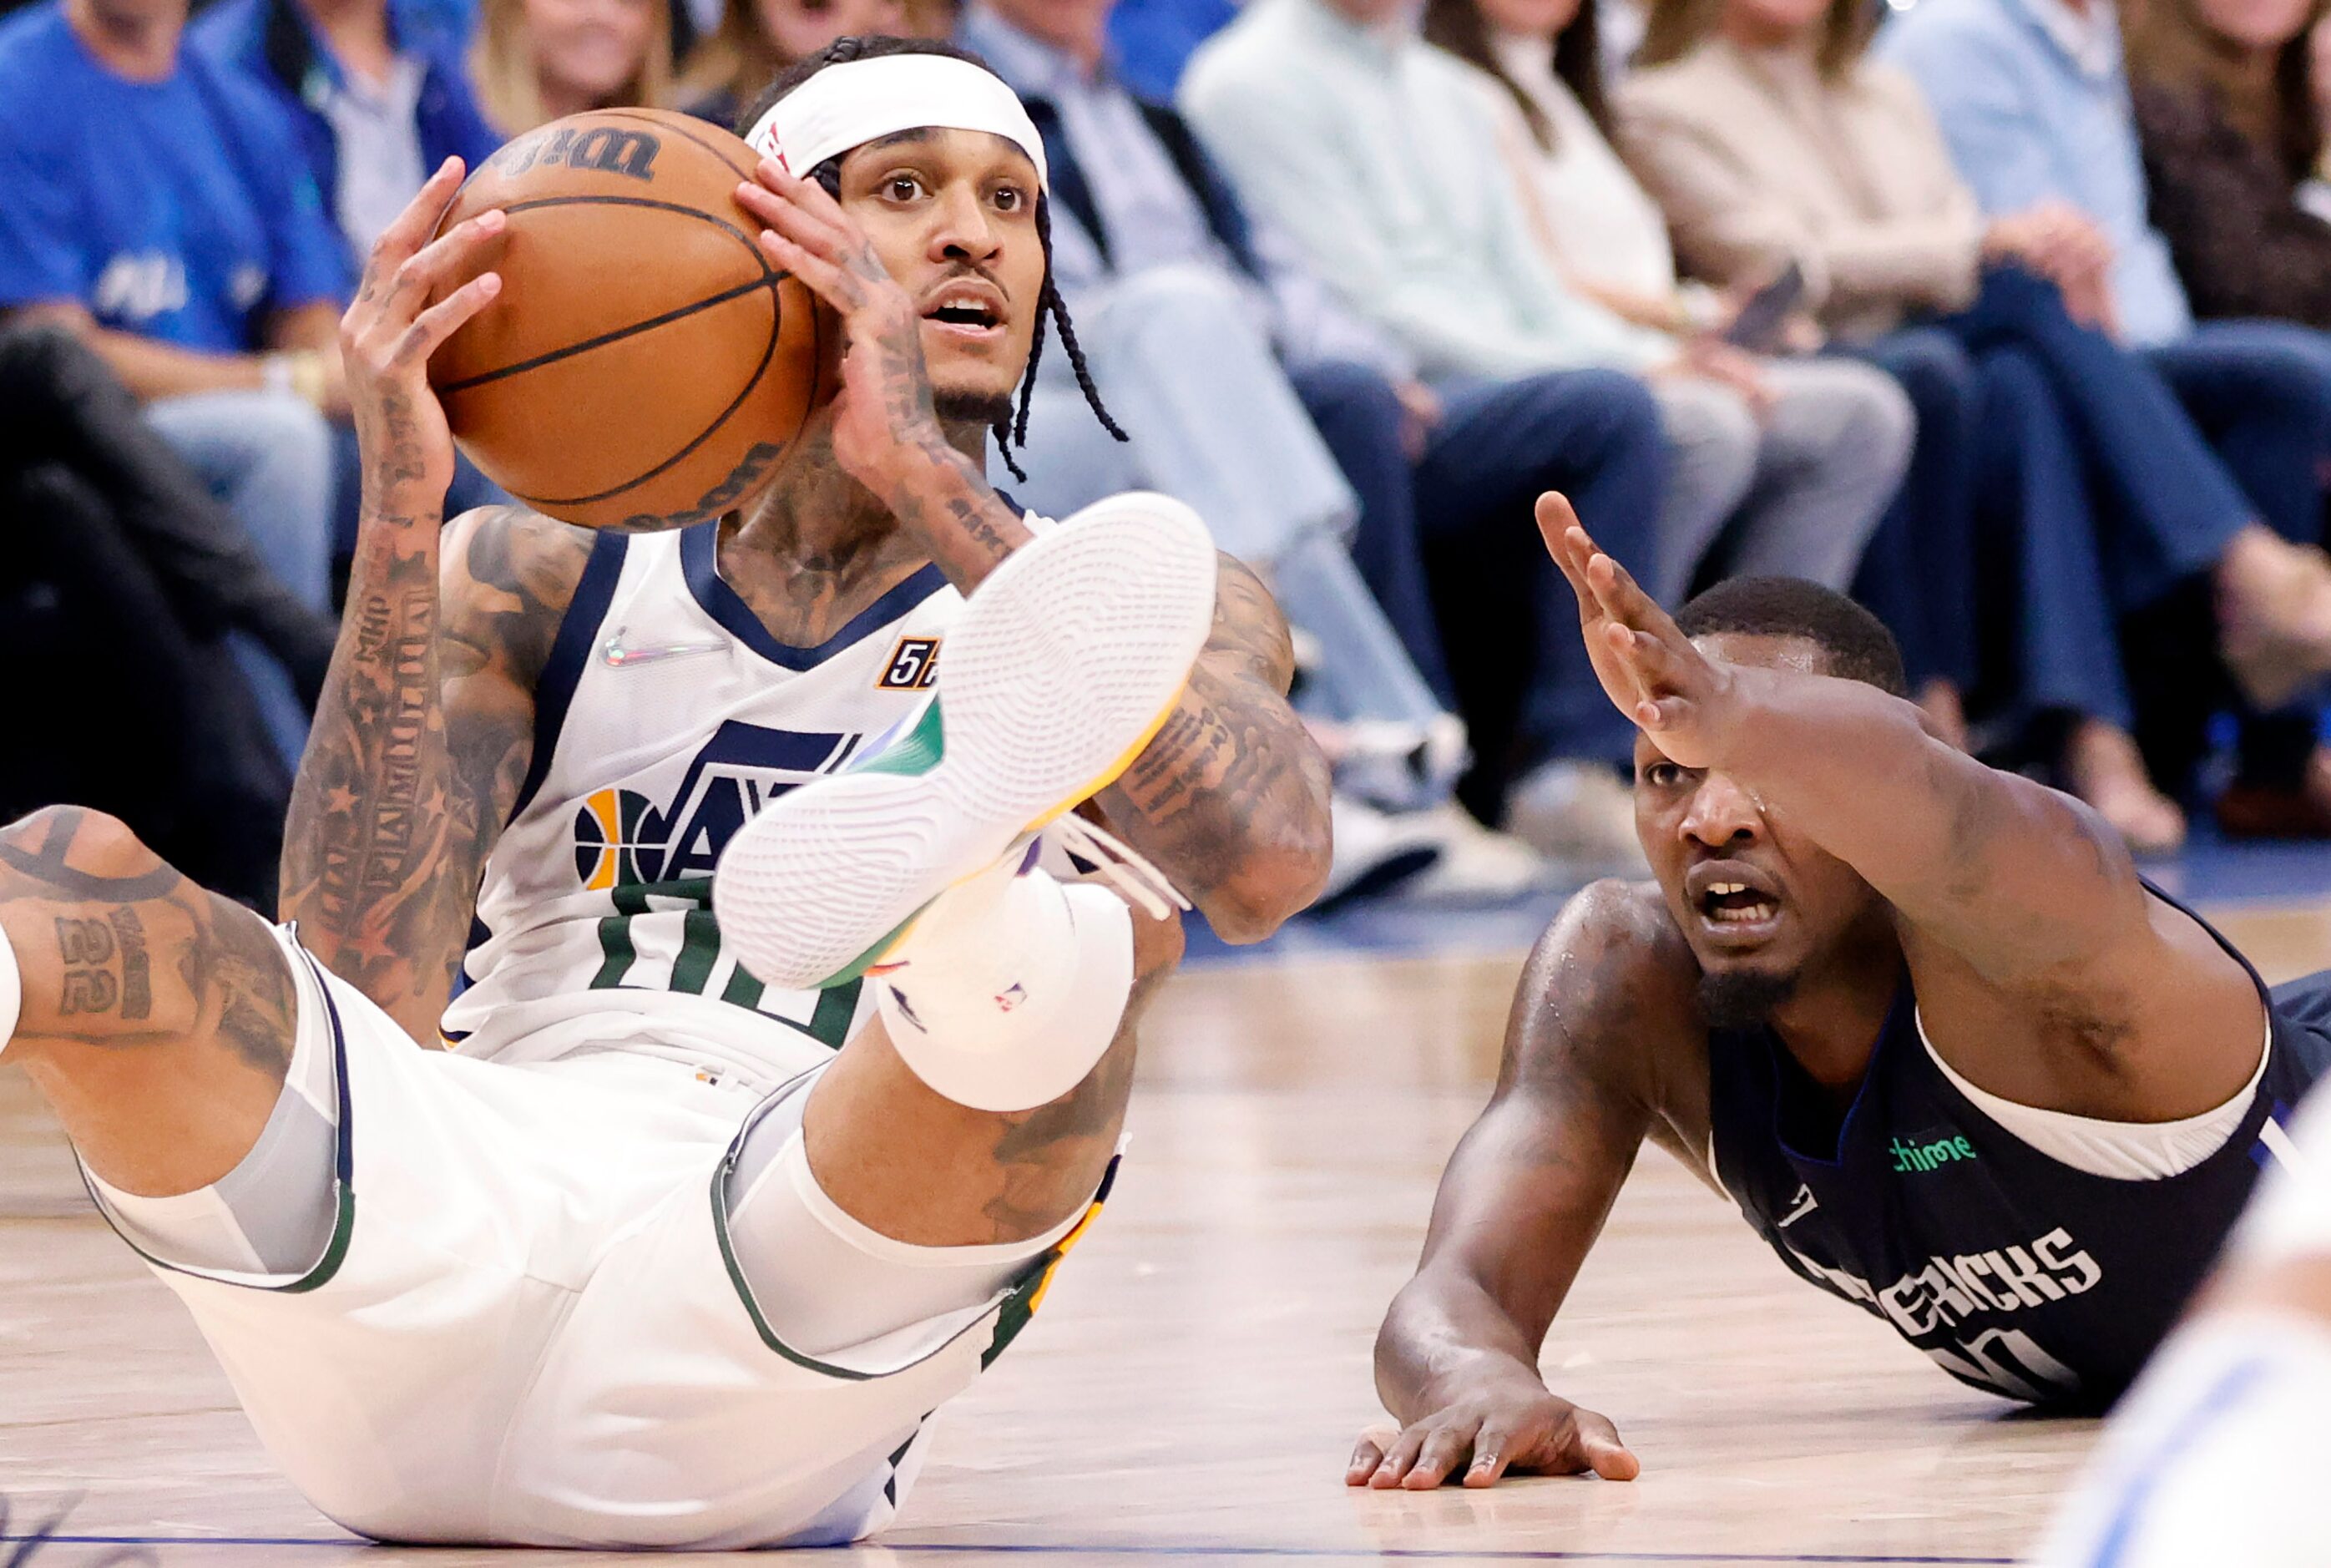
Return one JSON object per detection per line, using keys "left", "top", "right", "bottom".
{"left": 427, "top": 109, "right": 827, "bottom": 532}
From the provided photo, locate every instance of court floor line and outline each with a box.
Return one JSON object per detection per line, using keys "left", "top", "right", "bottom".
{"left": 0, "top": 1535, "right": 2019, "bottom": 1564}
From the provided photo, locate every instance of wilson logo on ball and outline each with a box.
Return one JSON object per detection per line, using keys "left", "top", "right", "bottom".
{"left": 492, "top": 125, "right": 663, "bottom": 183}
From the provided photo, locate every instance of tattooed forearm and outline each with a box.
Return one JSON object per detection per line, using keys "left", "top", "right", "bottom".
{"left": 1098, "top": 557, "right": 1333, "bottom": 943}
{"left": 281, "top": 503, "right": 589, "bottom": 1043}
{"left": 876, "top": 428, "right": 1032, "bottom": 594}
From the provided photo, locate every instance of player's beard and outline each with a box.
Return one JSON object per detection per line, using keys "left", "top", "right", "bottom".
{"left": 933, "top": 386, "right": 1016, "bottom": 431}
{"left": 1697, "top": 966, "right": 1800, "bottom": 1030}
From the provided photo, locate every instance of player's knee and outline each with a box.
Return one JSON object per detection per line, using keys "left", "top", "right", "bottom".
{"left": 1, "top": 804, "right": 159, "bottom": 883}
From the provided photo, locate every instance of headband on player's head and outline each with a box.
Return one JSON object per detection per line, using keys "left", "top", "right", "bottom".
{"left": 743, "top": 55, "right": 1049, "bottom": 192}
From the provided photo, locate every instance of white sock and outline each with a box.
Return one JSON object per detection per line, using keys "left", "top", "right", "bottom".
{"left": 0, "top": 924, "right": 20, "bottom": 1056}
{"left": 873, "top": 852, "right": 1134, "bottom": 1112}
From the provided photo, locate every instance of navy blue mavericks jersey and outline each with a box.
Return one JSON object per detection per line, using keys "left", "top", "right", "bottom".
{"left": 1707, "top": 891, "right": 2330, "bottom": 1409}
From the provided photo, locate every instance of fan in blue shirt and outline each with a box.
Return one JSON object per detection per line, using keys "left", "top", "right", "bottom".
{"left": 192, "top": 0, "right": 501, "bottom": 280}
{"left": 0, "top": 0, "right": 346, "bottom": 352}
{"left": 0, "top": 0, "right": 353, "bottom": 769}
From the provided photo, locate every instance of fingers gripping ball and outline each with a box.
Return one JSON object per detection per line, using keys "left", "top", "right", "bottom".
{"left": 427, "top": 110, "right": 832, "bottom": 531}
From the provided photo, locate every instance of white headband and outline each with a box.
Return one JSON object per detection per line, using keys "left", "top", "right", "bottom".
{"left": 743, "top": 54, "right": 1049, "bottom": 193}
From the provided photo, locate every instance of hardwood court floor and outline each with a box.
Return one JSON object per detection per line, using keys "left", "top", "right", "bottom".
{"left": 3, "top": 898, "right": 2327, "bottom": 1567}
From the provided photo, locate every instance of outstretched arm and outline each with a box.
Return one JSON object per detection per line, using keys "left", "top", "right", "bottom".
{"left": 1544, "top": 495, "right": 2255, "bottom": 1028}
{"left": 280, "top": 161, "right": 589, "bottom": 1042}
{"left": 1361, "top": 883, "right": 1684, "bottom": 1488}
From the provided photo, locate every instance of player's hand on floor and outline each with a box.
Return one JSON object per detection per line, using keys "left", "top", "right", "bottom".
{"left": 341, "top": 155, "right": 505, "bottom": 517}
{"left": 737, "top": 160, "right": 941, "bottom": 488}
{"left": 1539, "top": 492, "right": 1731, "bottom": 770}
{"left": 1347, "top": 1384, "right": 1640, "bottom": 1490}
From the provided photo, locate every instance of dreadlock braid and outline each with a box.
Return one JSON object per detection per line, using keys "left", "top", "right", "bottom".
{"left": 1044, "top": 281, "right": 1126, "bottom": 444}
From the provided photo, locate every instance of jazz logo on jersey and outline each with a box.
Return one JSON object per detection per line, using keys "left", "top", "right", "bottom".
{"left": 879, "top": 636, "right": 942, "bottom": 691}
{"left": 572, "top": 720, "right": 861, "bottom": 891}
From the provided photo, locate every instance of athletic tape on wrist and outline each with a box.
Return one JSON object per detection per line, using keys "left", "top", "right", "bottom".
{"left": 742, "top": 55, "right": 1049, "bottom": 192}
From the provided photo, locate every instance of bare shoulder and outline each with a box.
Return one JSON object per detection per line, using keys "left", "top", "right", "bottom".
{"left": 1508, "top": 878, "right": 1715, "bottom": 1172}
{"left": 440, "top": 505, "right": 599, "bottom": 693}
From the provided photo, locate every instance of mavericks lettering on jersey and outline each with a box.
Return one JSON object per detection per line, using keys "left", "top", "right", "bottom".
{"left": 1775, "top": 1224, "right": 2102, "bottom": 1400}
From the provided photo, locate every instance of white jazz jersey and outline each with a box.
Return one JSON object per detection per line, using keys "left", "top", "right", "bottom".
{"left": 442, "top": 517, "right": 1026, "bottom": 1090}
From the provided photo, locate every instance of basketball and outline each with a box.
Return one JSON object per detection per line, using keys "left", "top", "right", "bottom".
{"left": 427, "top": 109, "right": 826, "bottom": 532}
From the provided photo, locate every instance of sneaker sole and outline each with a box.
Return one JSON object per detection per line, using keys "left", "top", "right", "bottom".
{"left": 713, "top": 493, "right": 1218, "bottom": 991}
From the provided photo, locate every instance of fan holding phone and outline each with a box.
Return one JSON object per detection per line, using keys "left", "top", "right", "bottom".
{"left": 1421, "top": 0, "right": 1909, "bottom": 613}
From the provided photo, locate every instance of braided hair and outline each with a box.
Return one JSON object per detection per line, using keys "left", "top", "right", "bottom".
{"left": 737, "top": 36, "right": 1126, "bottom": 483}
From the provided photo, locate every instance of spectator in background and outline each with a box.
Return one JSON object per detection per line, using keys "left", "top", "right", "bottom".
{"left": 0, "top": 0, "right": 343, "bottom": 766}
{"left": 2128, "top": 0, "right": 2331, "bottom": 328}
{"left": 0, "top": 322, "right": 314, "bottom": 908}
{"left": 677, "top": 0, "right": 898, "bottom": 125}
{"left": 472, "top": 0, "right": 669, "bottom": 129}
{"left": 1180, "top": 0, "right": 1913, "bottom": 625}
{"left": 1105, "top": 0, "right": 1230, "bottom": 94}
{"left": 192, "top": 0, "right": 500, "bottom": 274}
{"left": 958, "top": 0, "right": 1675, "bottom": 877}
{"left": 1424, "top": 0, "right": 1986, "bottom": 757}
{"left": 195, "top": 0, "right": 509, "bottom": 553}
{"left": 1880, "top": 0, "right": 2331, "bottom": 833}
{"left": 1614, "top": 0, "right": 2331, "bottom": 848}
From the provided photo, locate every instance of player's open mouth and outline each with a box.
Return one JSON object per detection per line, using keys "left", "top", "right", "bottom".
{"left": 1702, "top": 883, "right": 1778, "bottom": 924}
{"left": 1688, "top": 862, "right": 1783, "bottom": 938}
{"left": 923, "top": 283, "right": 1007, "bottom": 340}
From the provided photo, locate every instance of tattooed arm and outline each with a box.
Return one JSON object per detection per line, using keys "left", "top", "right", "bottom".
{"left": 279, "top": 161, "right": 592, "bottom": 1043}
{"left": 282, "top": 503, "right": 589, "bottom": 1042}
{"left": 1093, "top": 556, "right": 1332, "bottom": 942}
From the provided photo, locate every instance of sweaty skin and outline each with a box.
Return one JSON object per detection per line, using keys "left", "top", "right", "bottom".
{"left": 1354, "top": 494, "right": 2265, "bottom": 1490}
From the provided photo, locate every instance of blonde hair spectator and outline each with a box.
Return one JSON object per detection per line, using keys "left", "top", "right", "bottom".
{"left": 472, "top": 0, "right": 674, "bottom": 133}
{"left": 676, "top": 0, "right": 906, "bottom": 128}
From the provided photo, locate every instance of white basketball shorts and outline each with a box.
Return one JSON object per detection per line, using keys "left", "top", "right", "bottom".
{"left": 83, "top": 930, "right": 1107, "bottom": 1550}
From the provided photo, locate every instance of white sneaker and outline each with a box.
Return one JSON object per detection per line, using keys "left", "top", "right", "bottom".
{"left": 713, "top": 493, "right": 1218, "bottom": 991}
{"left": 1502, "top": 760, "right": 1646, "bottom": 873}
{"left": 1402, "top": 802, "right": 1559, "bottom": 902}
{"left": 1317, "top": 793, "right": 1444, "bottom": 905}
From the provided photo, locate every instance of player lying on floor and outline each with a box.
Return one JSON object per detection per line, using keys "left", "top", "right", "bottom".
{"left": 0, "top": 35, "right": 1332, "bottom": 1550}
{"left": 1353, "top": 493, "right": 2331, "bottom": 1489}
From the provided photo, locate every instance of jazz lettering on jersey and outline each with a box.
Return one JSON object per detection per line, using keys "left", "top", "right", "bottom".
{"left": 1773, "top": 1223, "right": 2101, "bottom": 1401}
{"left": 572, "top": 720, "right": 868, "bottom": 1044}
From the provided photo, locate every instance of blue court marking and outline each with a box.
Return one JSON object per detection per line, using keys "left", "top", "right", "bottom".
{"left": 0, "top": 1536, "right": 2016, "bottom": 1564}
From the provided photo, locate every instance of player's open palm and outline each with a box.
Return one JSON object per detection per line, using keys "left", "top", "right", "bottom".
{"left": 1538, "top": 492, "right": 1730, "bottom": 769}
{"left": 341, "top": 155, "right": 506, "bottom": 518}
{"left": 738, "top": 160, "right": 937, "bottom": 491}
{"left": 1348, "top": 1378, "right": 1639, "bottom": 1490}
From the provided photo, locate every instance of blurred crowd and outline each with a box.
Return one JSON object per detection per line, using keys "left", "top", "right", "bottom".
{"left": 9, "top": 0, "right": 2331, "bottom": 913}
